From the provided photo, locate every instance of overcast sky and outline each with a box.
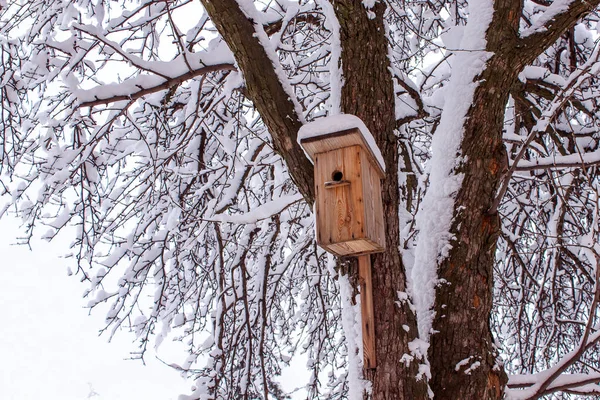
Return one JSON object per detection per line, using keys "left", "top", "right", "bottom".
{"left": 0, "top": 214, "right": 309, "bottom": 399}
{"left": 0, "top": 215, "right": 191, "bottom": 400}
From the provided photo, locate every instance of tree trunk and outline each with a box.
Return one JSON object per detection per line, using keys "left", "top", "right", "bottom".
{"left": 428, "top": 60, "right": 514, "bottom": 400}
{"left": 427, "top": 0, "right": 521, "bottom": 397}
{"left": 332, "top": 1, "right": 429, "bottom": 398}
{"left": 200, "top": 0, "right": 315, "bottom": 205}
{"left": 201, "top": 0, "right": 600, "bottom": 398}
{"left": 426, "top": 0, "right": 600, "bottom": 395}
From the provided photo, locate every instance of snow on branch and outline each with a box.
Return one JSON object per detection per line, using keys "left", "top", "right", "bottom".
{"left": 76, "top": 63, "right": 236, "bottom": 108}
{"left": 70, "top": 22, "right": 236, "bottom": 107}
{"left": 232, "top": 0, "right": 306, "bottom": 123}
{"left": 5, "top": 0, "right": 600, "bottom": 398}
{"left": 518, "top": 0, "right": 600, "bottom": 64}
{"left": 507, "top": 329, "right": 600, "bottom": 398}
{"left": 520, "top": 0, "right": 576, "bottom": 38}
{"left": 211, "top": 193, "right": 303, "bottom": 224}
{"left": 200, "top": 0, "right": 316, "bottom": 203}
{"left": 493, "top": 43, "right": 600, "bottom": 207}
{"left": 410, "top": 0, "right": 494, "bottom": 340}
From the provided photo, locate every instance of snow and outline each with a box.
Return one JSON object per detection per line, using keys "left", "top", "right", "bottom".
{"left": 72, "top": 26, "right": 235, "bottom": 105}
{"left": 409, "top": 0, "right": 494, "bottom": 341}
{"left": 520, "top": 0, "right": 575, "bottom": 38}
{"left": 297, "top": 114, "right": 386, "bottom": 172}
{"left": 506, "top": 329, "right": 600, "bottom": 398}
{"left": 400, "top": 353, "right": 414, "bottom": 366}
{"left": 514, "top": 148, "right": 600, "bottom": 170}
{"left": 518, "top": 66, "right": 566, "bottom": 87}
{"left": 316, "top": 0, "right": 343, "bottom": 115}
{"left": 455, "top": 356, "right": 481, "bottom": 374}
{"left": 362, "top": 0, "right": 377, "bottom": 8}
{"left": 234, "top": 0, "right": 306, "bottom": 124}
{"left": 338, "top": 269, "right": 370, "bottom": 398}
{"left": 75, "top": 75, "right": 165, "bottom": 104}
{"left": 9, "top": 0, "right": 600, "bottom": 397}
{"left": 455, "top": 356, "right": 473, "bottom": 371}
{"left": 511, "top": 44, "right": 600, "bottom": 172}
{"left": 464, "top": 361, "right": 481, "bottom": 375}
{"left": 75, "top": 23, "right": 234, "bottom": 77}
{"left": 507, "top": 372, "right": 600, "bottom": 399}
{"left": 440, "top": 25, "right": 466, "bottom": 49}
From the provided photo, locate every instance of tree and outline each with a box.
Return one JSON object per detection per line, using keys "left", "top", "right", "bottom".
{"left": 2, "top": 0, "right": 600, "bottom": 398}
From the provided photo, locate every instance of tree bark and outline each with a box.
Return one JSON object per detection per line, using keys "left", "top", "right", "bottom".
{"left": 332, "top": 1, "right": 429, "bottom": 399}
{"left": 428, "top": 58, "right": 515, "bottom": 400}
{"left": 200, "top": 0, "right": 600, "bottom": 398}
{"left": 427, "top": 0, "right": 600, "bottom": 398}
{"left": 199, "top": 0, "right": 315, "bottom": 205}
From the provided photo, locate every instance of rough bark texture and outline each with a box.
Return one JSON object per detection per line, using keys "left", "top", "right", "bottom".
{"left": 428, "top": 59, "right": 515, "bottom": 400}
{"left": 200, "top": 0, "right": 600, "bottom": 398}
{"left": 428, "top": 0, "right": 600, "bottom": 398}
{"left": 199, "top": 0, "right": 315, "bottom": 204}
{"left": 332, "top": 1, "right": 428, "bottom": 399}
{"left": 427, "top": 0, "right": 520, "bottom": 396}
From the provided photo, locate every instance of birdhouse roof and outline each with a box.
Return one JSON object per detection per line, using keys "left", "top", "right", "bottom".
{"left": 298, "top": 114, "right": 386, "bottom": 175}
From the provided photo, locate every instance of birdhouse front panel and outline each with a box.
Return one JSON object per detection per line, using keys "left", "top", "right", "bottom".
{"left": 314, "top": 145, "right": 385, "bottom": 256}
{"left": 298, "top": 116, "right": 386, "bottom": 256}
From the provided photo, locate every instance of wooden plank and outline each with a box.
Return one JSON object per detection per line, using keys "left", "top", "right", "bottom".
{"left": 345, "top": 146, "right": 364, "bottom": 243}
{"left": 316, "top": 146, "right": 362, "bottom": 246}
{"left": 358, "top": 254, "right": 376, "bottom": 369}
{"left": 324, "top": 180, "right": 350, "bottom": 189}
{"left": 314, "top": 146, "right": 384, "bottom": 256}
{"left": 325, "top": 239, "right": 384, "bottom": 256}
{"left": 360, "top": 150, "right": 385, "bottom": 249}
{"left": 300, "top": 128, "right": 385, "bottom": 177}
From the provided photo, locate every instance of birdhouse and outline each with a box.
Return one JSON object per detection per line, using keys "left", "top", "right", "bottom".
{"left": 298, "top": 115, "right": 386, "bottom": 257}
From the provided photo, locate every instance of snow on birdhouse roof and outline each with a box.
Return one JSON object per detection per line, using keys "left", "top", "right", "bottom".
{"left": 298, "top": 114, "right": 386, "bottom": 173}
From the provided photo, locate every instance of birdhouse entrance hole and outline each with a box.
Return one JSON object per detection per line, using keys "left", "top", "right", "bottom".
{"left": 324, "top": 169, "right": 350, "bottom": 189}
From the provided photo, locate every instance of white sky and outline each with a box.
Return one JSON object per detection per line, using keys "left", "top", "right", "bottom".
{"left": 0, "top": 214, "right": 309, "bottom": 399}
{"left": 0, "top": 4, "right": 315, "bottom": 398}
{"left": 0, "top": 215, "right": 191, "bottom": 400}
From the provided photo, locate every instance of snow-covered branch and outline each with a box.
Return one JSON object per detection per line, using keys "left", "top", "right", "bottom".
{"left": 3, "top": 0, "right": 600, "bottom": 398}
{"left": 518, "top": 0, "right": 600, "bottom": 64}
{"left": 200, "top": 0, "right": 316, "bottom": 204}
{"left": 77, "top": 63, "right": 236, "bottom": 108}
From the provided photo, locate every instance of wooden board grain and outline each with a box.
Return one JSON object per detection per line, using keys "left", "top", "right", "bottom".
{"left": 314, "top": 145, "right": 385, "bottom": 256}
{"left": 326, "top": 239, "right": 383, "bottom": 257}
{"left": 360, "top": 149, "right": 385, "bottom": 247}
{"left": 315, "top": 146, "right": 364, "bottom": 247}
{"left": 300, "top": 128, "right": 385, "bottom": 177}
{"left": 358, "top": 254, "right": 376, "bottom": 369}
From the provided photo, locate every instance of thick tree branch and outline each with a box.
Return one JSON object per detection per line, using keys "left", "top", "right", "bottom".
{"left": 518, "top": 0, "right": 600, "bottom": 65}
{"left": 424, "top": 0, "right": 523, "bottom": 396}
{"left": 200, "top": 0, "right": 315, "bottom": 204}
{"left": 264, "top": 13, "right": 323, "bottom": 36}
{"left": 331, "top": 0, "right": 428, "bottom": 398}
{"left": 77, "top": 64, "right": 236, "bottom": 108}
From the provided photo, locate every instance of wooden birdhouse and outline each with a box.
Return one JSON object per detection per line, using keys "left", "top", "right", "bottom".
{"left": 299, "top": 115, "right": 386, "bottom": 257}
